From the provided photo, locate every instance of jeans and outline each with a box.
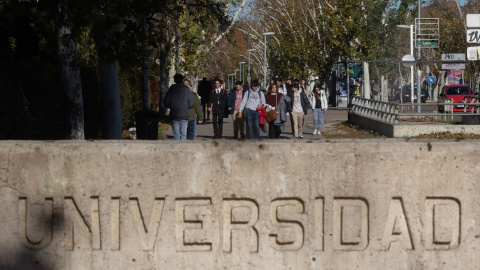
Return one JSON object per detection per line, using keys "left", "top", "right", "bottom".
{"left": 194, "top": 115, "right": 198, "bottom": 137}
{"left": 187, "top": 120, "right": 195, "bottom": 140}
{"left": 171, "top": 120, "right": 188, "bottom": 140}
{"left": 246, "top": 110, "right": 260, "bottom": 139}
{"left": 313, "top": 108, "right": 324, "bottom": 131}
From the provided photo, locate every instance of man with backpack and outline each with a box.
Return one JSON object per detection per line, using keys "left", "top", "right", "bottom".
{"left": 208, "top": 78, "right": 228, "bottom": 139}
{"left": 238, "top": 80, "right": 265, "bottom": 139}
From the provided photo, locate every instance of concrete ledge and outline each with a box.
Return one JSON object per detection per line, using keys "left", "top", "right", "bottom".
{"left": 348, "top": 112, "right": 395, "bottom": 137}
{"left": 1, "top": 141, "right": 480, "bottom": 269}
{"left": 350, "top": 112, "right": 480, "bottom": 137}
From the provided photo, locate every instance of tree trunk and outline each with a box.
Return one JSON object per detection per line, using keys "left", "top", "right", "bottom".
{"left": 99, "top": 61, "right": 122, "bottom": 139}
{"left": 363, "top": 62, "right": 371, "bottom": 99}
{"left": 97, "top": 13, "right": 123, "bottom": 139}
{"left": 57, "top": 3, "right": 85, "bottom": 140}
{"left": 381, "top": 75, "right": 388, "bottom": 102}
{"left": 158, "top": 42, "right": 171, "bottom": 118}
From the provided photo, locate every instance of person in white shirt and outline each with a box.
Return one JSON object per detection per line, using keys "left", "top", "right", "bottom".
{"left": 276, "top": 78, "right": 288, "bottom": 96}
{"left": 288, "top": 83, "right": 309, "bottom": 139}
{"left": 309, "top": 83, "right": 328, "bottom": 135}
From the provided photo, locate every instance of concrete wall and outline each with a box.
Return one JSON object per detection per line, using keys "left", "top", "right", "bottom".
{"left": 1, "top": 141, "right": 480, "bottom": 269}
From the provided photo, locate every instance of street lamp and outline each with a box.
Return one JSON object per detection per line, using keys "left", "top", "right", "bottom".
{"left": 227, "top": 74, "right": 232, "bottom": 89}
{"left": 229, "top": 73, "right": 235, "bottom": 89}
{"left": 234, "top": 69, "right": 240, "bottom": 83}
{"left": 397, "top": 24, "right": 415, "bottom": 109}
{"left": 247, "top": 49, "right": 256, "bottom": 83}
{"left": 263, "top": 32, "right": 275, "bottom": 90}
{"left": 239, "top": 62, "right": 246, "bottom": 85}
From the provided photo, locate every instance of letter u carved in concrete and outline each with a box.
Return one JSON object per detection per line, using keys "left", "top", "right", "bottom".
{"left": 18, "top": 198, "right": 53, "bottom": 251}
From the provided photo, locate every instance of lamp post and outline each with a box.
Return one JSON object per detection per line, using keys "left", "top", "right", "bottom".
{"left": 247, "top": 49, "right": 256, "bottom": 84}
{"left": 417, "top": 0, "right": 422, "bottom": 113}
{"left": 263, "top": 32, "right": 275, "bottom": 90}
{"left": 239, "top": 62, "right": 246, "bottom": 84}
{"left": 234, "top": 69, "right": 240, "bottom": 83}
{"left": 397, "top": 24, "right": 415, "bottom": 108}
{"left": 230, "top": 73, "right": 236, "bottom": 89}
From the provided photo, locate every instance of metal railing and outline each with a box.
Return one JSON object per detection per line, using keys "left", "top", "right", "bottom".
{"left": 351, "top": 97, "right": 480, "bottom": 124}
{"left": 351, "top": 97, "right": 398, "bottom": 124}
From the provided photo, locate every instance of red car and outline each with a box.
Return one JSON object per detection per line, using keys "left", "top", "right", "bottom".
{"left": 438, "top": 84, "right": 477, "bottom": 113}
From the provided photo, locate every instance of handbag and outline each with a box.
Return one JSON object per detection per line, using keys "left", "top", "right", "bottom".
{"left": 266, "top": 109, "right": 277, "bottom": 123}
{"left": 266, "top": 94, "right": 278, "bottom": 123}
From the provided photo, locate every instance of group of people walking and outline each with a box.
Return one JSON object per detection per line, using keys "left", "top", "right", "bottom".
{"left": 164, "top": 74, "right": 328, "bottom": 140}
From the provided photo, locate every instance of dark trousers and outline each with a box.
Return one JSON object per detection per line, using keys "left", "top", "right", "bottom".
{"left": 187, "top": 120, "right": 195, "bottom": 140}
{"left": 268, "top": 122, "right": 282, "bottom": 139}
{"left": 290, "top": 113, "right": 294, "bottom": 135}
{"left": 202, "top": 103, "right": 210, "bottom": 119}
{"left": 212, "top": 114, "right": 223, "bottom": 138}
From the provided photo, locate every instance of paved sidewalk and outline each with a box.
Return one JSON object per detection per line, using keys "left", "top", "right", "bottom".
{"left": 164, "top": 108, "right": 348, "bottom": 141}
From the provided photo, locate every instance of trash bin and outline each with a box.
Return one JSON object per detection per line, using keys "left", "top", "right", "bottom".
{"left": 135, "top": 110, "right": 159, "bottom": 140}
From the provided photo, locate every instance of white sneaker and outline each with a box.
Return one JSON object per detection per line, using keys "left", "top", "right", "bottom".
{"left": 313, "top": 129, "right": 317, "bottom": 135}
{"left": 317, "top": 131, "right": 321, "bottom": 136}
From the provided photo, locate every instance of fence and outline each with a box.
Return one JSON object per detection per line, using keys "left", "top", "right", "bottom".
{"left": 351, "top": 97, "right": 480, "bottom": 124}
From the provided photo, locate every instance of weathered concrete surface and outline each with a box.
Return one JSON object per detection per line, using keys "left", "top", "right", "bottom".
{"left": 1, "top": 140, "right": 480, "bottom": 270}
{"left": 350, "top": 112, "right": 480, "bottom": 137}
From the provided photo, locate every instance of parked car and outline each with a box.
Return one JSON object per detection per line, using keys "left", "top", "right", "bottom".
{"left": 399, "top": 85, "right": 428, "bottom": 103}
{"left": 438, "top": 84, "right": 477, "bottom": 113}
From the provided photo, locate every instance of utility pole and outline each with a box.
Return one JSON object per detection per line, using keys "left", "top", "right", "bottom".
{"left": 417, "top": 0, "right": 421, "bottom": 113}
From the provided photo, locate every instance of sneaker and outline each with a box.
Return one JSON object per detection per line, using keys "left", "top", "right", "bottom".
{"left": 317, "top": 131, "right": 321, "bottom": 136}
{"left": 313, "top": 129, "right": 317, "bottom": 135}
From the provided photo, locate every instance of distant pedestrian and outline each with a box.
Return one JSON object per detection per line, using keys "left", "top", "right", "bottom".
{"left": 288, "top": 83, "right": 309, "bottom": 139}
{"left": 265, "top": 84, "right": 283, "bottom": 139}
{"left": 198, "top": 77, "right": 212, "bottom": 121}
{"left": 164, "top": 74, "right": 194, "bottom": 140}
{"left": 187, "top": 86, "right": 203, "bottom": 140}
{"left": 238, "top": 80, "right": 265, "bottom": 139}
{"left": 276, "top": 78, "right": 288, "bottom": 96}
{"left": 301, "top": 79, "right": 309, "bottom": 97}
{"left": 310, "top": 83, "right": 328, "bottom": 136}
{"left": 208, "top": 78, "right": 228, "bottom": 139}
{"left": 227, "top": 81, "right": 247, "bottom": 139}
{"left": 184, "top": 79, "right": 192, "bottom": 91}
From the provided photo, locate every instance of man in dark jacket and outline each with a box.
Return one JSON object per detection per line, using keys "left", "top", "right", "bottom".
{"left": 208, "top": 78, "right": 228, "bottom": 139}
{"left": 197, "top": 77, "right": 212, "bottom": 121}
{"left": 164, "top": 74, "right": 194, "bottom": 140}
